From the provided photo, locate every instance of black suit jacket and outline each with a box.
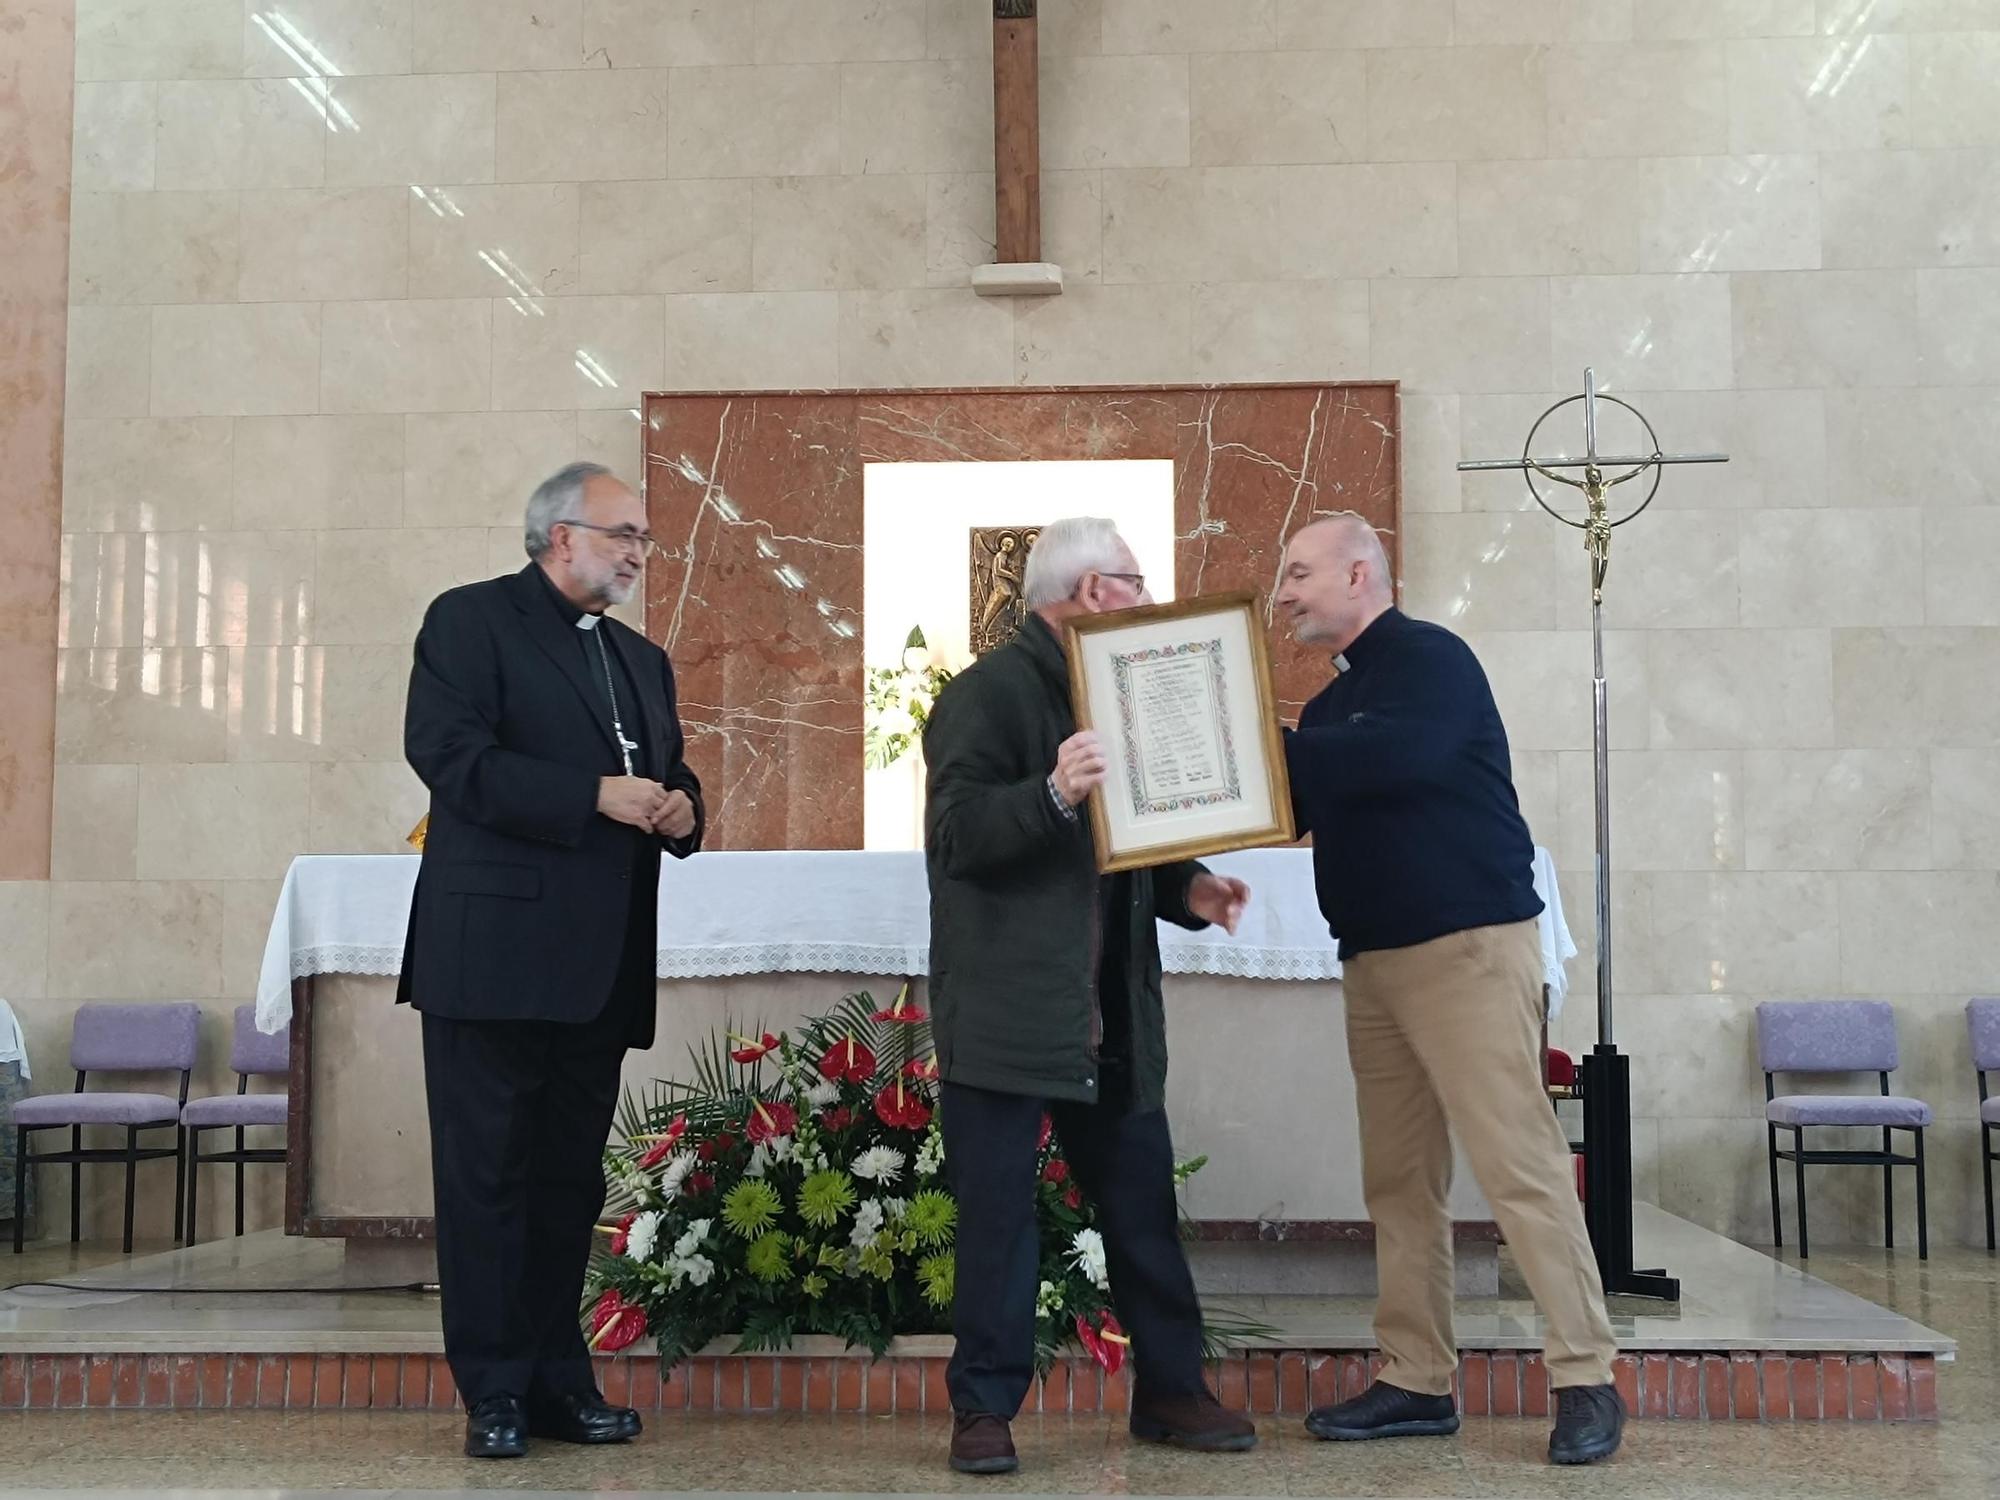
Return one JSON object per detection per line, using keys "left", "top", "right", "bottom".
{"left": 397, "top": 564, "right": 705, "bottom": 1045}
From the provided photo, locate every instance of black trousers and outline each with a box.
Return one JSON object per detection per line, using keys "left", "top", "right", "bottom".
{"left": 941, "top": 1080, "right": 1207, "bottom": 1416}
{"left": 421, "top": 969, "right": 638, "bottom": 1406}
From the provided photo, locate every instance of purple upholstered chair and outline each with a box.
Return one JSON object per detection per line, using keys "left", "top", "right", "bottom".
{"left": 10, "top": 1002, "right": 201, "bottom": 1254}
{"left": 1757, "top": 1000, "right": 1932, "bottom": 1260}
{"left": 182, "top": 1006, "right": 289, "bottom": 1245}
{"left": 1969, "top": 998, "right": 2000, "bottom": 1252}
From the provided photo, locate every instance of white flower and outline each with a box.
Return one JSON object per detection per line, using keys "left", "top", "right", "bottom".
{"left": 902, "top": 646, "right": 931, "bottom": 674}
{"left": 851, "top": 1145, "right": 906, "bottom": 1186}
{"left": 745, "top": 1142, "right": 770, "bottom": 1179}
{"left": 849, "top": 1197, "right": 886, "bottom": 1249}
{"left": 882, "top": 1196, "right": 909, "bottom": 1222}
{"left": 624, "top": 1210, "right": 662, "bottom": 1262}
{"left": 805, "top": 1077, "right": 841, "bottom": 1109}
{"left": 768, "top": 1134, "right": 797, "bottom": 1164}
{"left": 669, "top": 1253, "right": 716, "bottom": 1289}
{"left": 1070, "top": 1228, "right": 1109, "bottom": 1290}
{"left": 1035, "top": 1278, "right": 1064, "bottom": 1316}
{"left": 874, "top": 702, "right": 915, "bottom": 739}
{"left": 915, "top": 1133, "right": 943, "bottom": 1178}
{"left": 658, "top": 1152, "right": 695, "bottom": 1201}
{"left": 673, "top": 1220, "right": 711, "bottom": 1260}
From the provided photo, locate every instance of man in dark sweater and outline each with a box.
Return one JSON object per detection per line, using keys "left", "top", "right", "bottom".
{"left": 1275, "top": 515, "right": 1623, "bottom": 1467}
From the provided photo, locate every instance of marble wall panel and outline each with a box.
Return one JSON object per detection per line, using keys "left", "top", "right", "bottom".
{"left": 645, "top": 384, "right": 1399, "bottom": 848}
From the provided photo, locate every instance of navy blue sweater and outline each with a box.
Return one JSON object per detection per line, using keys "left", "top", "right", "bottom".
{"left": 1285, "top": 608, "right": 1542, "bottom": 958}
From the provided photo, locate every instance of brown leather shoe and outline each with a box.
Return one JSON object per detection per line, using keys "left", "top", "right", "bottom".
{"left": 949, "top": 1411, "right": 1019, "bottom": 1474}
{"left": 1130, "top": 1388, "right": 1258, "bottom": 1451}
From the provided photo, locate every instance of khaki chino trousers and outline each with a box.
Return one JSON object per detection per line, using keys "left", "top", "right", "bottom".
{"left": 1342, "top": 918, "right": 1617, "bottom": 1394}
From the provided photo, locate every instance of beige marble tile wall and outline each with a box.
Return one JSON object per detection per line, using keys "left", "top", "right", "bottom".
{"left": 5, "top": 0, "right": 1997, "bottom": 1247}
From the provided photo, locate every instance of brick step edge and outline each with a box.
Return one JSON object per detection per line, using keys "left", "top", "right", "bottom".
{"left": 0, "top": 1349, "right": 1938, "bottom": 1421}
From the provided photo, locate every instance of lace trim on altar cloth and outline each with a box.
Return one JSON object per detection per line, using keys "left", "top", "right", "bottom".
{"left": 657, "top": 944, "right": 931, "bottom": 979}
{"left": 291, "top": 944, "right": 405, "bottom": 979}
{"left": 283, "top": 942, "right": 1347, "bottom": 984}
{"left": 1158, "top": 945, "right": 1342, "bottom": 981}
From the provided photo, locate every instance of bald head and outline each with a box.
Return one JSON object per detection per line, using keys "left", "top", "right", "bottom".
{"left": 1275, "top": 513, "right": 1393, "bottom": 652}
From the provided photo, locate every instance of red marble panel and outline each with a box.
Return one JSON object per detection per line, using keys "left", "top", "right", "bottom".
{"left": 645, "top": 384, "right": 1401, "bottom": 849}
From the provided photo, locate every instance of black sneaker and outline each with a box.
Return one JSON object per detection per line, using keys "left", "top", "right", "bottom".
{"left": 1549, "top": 1383, "right": 1624, "bottom": 1465}
{"left": 1304, "top": 1380, "right": 1460, "bottom": 1441}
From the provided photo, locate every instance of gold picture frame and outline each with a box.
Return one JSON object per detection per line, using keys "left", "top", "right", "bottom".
{"left": 1063, "top": 589, "right": 1295, "bottom": 874}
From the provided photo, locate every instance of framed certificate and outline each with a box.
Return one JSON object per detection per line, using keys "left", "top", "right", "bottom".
{"left": 1063, "top": 590, "right": 1295, "bottom": 873}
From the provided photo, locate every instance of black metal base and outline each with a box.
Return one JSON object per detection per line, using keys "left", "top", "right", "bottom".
{"left": 1579, "top": 1044, "right": 1680, "bottom": 1302}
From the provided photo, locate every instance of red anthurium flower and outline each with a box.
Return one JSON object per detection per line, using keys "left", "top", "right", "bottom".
{"left": 1038, "top": 1113, "right": 1054, "bottom": 1151}
{"left": 745, "top": 1098, "right": 798, "bottom": 1143}
{"left": 816, "top": 1035, "right": 877, "bottom": 1084}
{"left": 588, "top": 1289, "right": 647, "bottom": 1352}
{"left": 1073, "top": 1310, "right": 1128, "bottom": 1373}
{"left": 634, "top": 1113, "right": 688, "bottom": 1169}
{"left": 1063, "top": 1184, "right": 1084, "bottom": 1211}
{"left": 730, "top": 1032, "right": 782, "bottom": 1064}
{"left": 820, "top": 1105, "right": 856, "bottom": 1132}
{"left": 606, "top": 1211, "right": 636, "bottom": 1256}
{"left": 1042, "top": 1158, "right": 1070, "bottom": 1185}
{"left": 869, "top": 983, "right": 928, "bottom": 1025}
{"left": 903, "top": 1055, "right": 939, "bottom": 1082}
{"left": 873, "top": 1079, "right": 933, "bottom": 1131}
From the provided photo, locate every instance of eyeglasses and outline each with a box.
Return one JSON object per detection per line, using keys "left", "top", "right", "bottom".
{"left": 1099, "top": 571, "right": 1146, "bottom": 592}
{"left": 559, "top": 520, "right": 658, "bottom": 558}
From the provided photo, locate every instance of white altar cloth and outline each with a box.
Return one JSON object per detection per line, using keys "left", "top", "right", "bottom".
{"left": 256, "top": 847, "right": 1573, "bottom": 1033}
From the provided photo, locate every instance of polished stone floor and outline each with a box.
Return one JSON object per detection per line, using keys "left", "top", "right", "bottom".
{"left": 0, "top": 1239, "right": 1994, "bottom": 1497}
{"left": 0, "top": 1206, "right": 1954, "bottom": 1359}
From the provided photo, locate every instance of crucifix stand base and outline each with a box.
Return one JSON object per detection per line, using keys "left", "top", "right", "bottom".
{"left": 1580, "top": 1044, "right": 1680, "bottom": 1301}
{"left": 972, "top": 262, "right": 1065, "bottom": 297}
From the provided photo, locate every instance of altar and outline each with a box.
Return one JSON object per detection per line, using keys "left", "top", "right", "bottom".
{"left": 260, "top": 847, "right": 1572, "bottom": 1289}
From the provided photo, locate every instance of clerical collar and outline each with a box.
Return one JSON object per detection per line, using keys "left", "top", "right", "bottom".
{"left": 533, "top": 564, "right": 606, "bottom": 629}
{"left": 1335, "top": 606, "right": 1405, "bottom": 671}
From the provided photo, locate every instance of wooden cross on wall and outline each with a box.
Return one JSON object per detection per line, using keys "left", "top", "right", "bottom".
{"left": 980, "top": 1, "right": 1063, "bottom": 296}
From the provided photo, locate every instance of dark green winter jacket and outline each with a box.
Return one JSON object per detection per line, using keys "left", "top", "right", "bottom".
{"left": 922, "top": 612, "right": 1208, "bottom": 1112}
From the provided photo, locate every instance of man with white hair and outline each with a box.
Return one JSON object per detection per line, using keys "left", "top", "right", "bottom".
{"left": 1273, "top": 514, "right": 1623, "bottom": 1466}
{"left": 922, "top": 516, "right": 1257, "bottom": 1475}
{"left": 401, "top": 462, "right": 703, "bottom": 1458}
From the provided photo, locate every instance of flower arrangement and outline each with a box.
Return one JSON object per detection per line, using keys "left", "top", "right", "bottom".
{"left": 863, "top": 627, "right": 960, "bottom": 770}
{"left": 586, "top": 988, "right": 1265, "bottom": 1373}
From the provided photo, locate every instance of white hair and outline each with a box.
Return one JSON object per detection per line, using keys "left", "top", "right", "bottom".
{"left": 523, "top": 461, "right": 612, "bottom": 560}
{"left": 1022, "top": 517, "right": 1127, "bottom": 608}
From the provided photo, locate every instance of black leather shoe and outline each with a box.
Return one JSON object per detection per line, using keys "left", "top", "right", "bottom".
{"left": 1304, "top": 1380, "right": 1460, "bottom": 1441}
{"left": 1549, "top": 1383, "right": 1624, "bottom": 1465}
{"left": 464, "top": 1394, "right": 527, "bottom": 1459}
{"left": 527, "top": 1390, "right": 643, "bottom": 1445}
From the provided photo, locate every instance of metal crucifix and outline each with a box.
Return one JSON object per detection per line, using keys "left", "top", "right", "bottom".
{"left": 1459, "top": 368, "right": 1728, "bottom": 1302}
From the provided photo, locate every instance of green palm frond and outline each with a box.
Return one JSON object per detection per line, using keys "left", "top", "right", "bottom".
{"left": 1197, "top": 1305, "right": 1283, "bottom": 1361}
{"left": 686, "top": 1026, "right": 752, "bottom": 1104}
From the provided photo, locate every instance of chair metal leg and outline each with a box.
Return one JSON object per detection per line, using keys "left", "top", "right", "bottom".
{"left": 1793, "top": 1128, "right": 1810, "bottom": 1258}
{"left": 1984, "top": 1125, "right": 1996, "bottom": 1253}
{"left": 234, "top": 1126, "right": 246, "bottom": 1238}
{"left": 122, "top": 1126, "right": 138, "bottom": 1254}
{"left": 12, "top": 1127, "right": 26, "bottom": 1253}
{"left": 70, "top": 1126, "right": 81, "bottom": 1244}
{"left": 1914, "top": 1128, "right": 1929, "bottom": 1261}
{"left": 185, "top": 1128, "right": 202, "bottom": 1248}
{"left": 172, "top": 1126, "right": 187, "bottom": 1246}
{"left": 1767, "top": 1124, "right": 1783, "bottom": 1247}
{"left": 1883, "top": 1126, "right": 1896, "bottom": 1250}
